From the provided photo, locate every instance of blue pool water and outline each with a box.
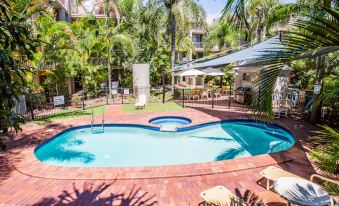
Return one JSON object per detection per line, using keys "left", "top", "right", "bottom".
{"left": 35, "top": 121, "right": 295, "bottom": 167}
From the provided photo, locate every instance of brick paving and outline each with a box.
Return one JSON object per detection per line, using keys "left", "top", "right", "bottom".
{"left": 0, "top": 105, "right": 319, "bottom": 206}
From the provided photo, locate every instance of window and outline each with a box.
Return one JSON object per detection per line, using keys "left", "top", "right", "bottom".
{"left": 243, "top": 73, "right": 251, "bottom": 81}
{"left": 192, "top": 34, "right": 203, "bottom": 42}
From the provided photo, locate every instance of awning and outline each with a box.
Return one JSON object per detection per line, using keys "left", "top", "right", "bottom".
{"left": 202, "top": 68, "right": 225, "bottom": 76}
{"left": 175, "top": 69, "right": 206, "bottom": 76}
{"left": 194, "top": 35, "right": 284, "bottom": 69}
{"left": 174, "top": 34, "right": 339, "bottom": 72}
{"left": 173, "top": 35, "right": 284, "bottom": 71}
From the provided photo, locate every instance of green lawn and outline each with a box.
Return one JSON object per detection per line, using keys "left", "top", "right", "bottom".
{"left": 35, "top": 105, "right": 106, "bottom": 124}
{"left": 122, "top": 102, "right": 182, "bottom": 113}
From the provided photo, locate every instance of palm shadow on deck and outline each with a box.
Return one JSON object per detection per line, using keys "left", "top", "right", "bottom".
{"left": 31, "top": 181, "right": 158, "bottom": 206}
{"left": 0, "top": 123, "right": 69, "bottom": 184}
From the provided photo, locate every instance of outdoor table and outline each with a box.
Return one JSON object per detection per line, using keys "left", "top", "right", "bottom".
{"left": 273, "top": 177, "right": 332, "bottom": 206}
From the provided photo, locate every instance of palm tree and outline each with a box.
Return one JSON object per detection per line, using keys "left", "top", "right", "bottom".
{"left": 203, "top": 19, "right": 241, "bottom": 54}
{"left": 34, "top": 14, "right": 74, "bottom": 94}
{"left": 222, "top": 0, "right": 284, "bottom": 43}
{"left": 161, "top": 0, "right": 206, "bottom": 92}
{"left": 75, "top": 0, "right": 120, "bottom": 95}
{"left": 256, "top": 6, "right": 338, "bottom": 120}
{"left": 222, "top": 0, "right": 338, "bottom": 121}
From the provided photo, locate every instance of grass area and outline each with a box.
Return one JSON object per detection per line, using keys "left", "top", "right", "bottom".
{"left": 35, "top": 105, "right": 106, "bottom": 124}
{"left": 150, "top": 90, "right": 173, "bottom": 102}
{"left": 122, "top": 102, "right": 182, "bottom": 113}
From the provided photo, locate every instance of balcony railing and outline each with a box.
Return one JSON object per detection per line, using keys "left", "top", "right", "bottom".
{"left": 193, "top": 42, "right": 204, "bottom": 49}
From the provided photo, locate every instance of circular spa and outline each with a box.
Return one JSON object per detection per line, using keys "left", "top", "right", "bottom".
{"left": 35, "top": 120, "right": 295, "bottom": 167}
{"left": 149, "top": 116, "right": 192, "bottom": 126}
{"left": 149, "top": 116, "right": 192, "bottom": 131}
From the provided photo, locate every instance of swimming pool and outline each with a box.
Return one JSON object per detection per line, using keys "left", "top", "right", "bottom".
{"left": 35, "top": 120, "right": 295, "bottom": 167}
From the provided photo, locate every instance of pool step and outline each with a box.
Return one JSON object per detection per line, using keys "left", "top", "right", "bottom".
{"left": 160, "top": 125, "right": 177, "bottom": 132}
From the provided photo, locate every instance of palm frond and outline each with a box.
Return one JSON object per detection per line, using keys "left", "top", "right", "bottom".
{"left": 248, "top": 6, "right": 339, "bottom": 120}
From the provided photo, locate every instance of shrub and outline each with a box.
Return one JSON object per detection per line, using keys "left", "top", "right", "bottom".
{"left": 71, "top": 95, "right": 82, "bottom": 107}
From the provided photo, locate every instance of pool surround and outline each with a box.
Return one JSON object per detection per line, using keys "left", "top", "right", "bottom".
{"left": 12, "top": 119, "right": 297, "bottom": 180}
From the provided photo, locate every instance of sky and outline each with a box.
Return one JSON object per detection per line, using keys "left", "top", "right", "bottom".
{"left": 197, "top": 0, "right": 297, "bottom": 24}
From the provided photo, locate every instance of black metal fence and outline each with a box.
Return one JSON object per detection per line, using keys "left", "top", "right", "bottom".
{"left": 14, "top": 85, "right": 338, "bottom": 122}
{"left": 173, "top": 87, "right": 245, "bottom": 109}
{"left": 16, "top": 86, "right": 172, "bottom": 121}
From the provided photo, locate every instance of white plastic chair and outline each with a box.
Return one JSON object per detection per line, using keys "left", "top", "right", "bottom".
{"left": 135, "top": 94, "right": 147, "bottom": 110}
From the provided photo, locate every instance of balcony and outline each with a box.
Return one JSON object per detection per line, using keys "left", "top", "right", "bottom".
{"left": 71, "top": 3, "right": 118, "bottom": 19}
{"left": 193, "top": 42, "right": 204, "bottom": 50}
{"left": 50, "top": 0, "right": 69, "bottom": 12}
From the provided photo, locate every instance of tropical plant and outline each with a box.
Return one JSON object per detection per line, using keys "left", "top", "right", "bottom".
{"left": 244, "top": 6, "right": 339, "bottom": 121}
{"left": 310, "top": 125, "right": 339, "bottom": 193}
{"left": 0, "top": 0, "right": 43, "bottom": 137}
{"left": 150, "top": 47, "right": 171, "bottom": 86}
{"left": 160, "top": 0, "right": 206, "bottom": 91}
{"left": 221, "top": 0, "right": 284, "bottom": 43}
{"left": 204, "top": 19, "right": 241, "bottom": 54}
{"left": 33, "top": 14, "right": 78, "bottom": 95}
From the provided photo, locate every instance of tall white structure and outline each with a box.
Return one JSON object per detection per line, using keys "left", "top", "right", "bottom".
{"left": 133, "top": 64, "right": 150, "bottom": 99}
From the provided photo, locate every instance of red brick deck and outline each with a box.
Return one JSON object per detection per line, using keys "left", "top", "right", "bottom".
{"left": 0, "top": 105, "right": 318, "bottom": 206}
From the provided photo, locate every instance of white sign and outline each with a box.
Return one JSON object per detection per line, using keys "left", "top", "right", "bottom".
{"left": 111, "top": 81, "right": 119, "bottom": 89}
{"left": 123, "top": 89, "right": 130, "bottom": 95}
{"left": 314, "top": 84, "right": 321, "bottom": 94}
{"left": 111, "top": 89, "right": 117, "bottom": 95}
{"left": 53, "top": 95, "right": 65, "bottom": 106}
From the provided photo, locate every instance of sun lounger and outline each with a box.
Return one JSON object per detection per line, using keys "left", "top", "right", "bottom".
{"left": 260, "top": 166, "right": 304, "bottom": 190}
{"left": 135, "top": 94, "right": 146, "bottom": 110}
{"left": 200, "top": 186, "right": 248, "bottom": 206}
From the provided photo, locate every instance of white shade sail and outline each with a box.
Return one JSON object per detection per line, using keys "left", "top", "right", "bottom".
{"left": 176, "top": 69, "right": 206, "bottom": 76}
{"left": 202, "top": 68, "right": 225, "bottom": 76}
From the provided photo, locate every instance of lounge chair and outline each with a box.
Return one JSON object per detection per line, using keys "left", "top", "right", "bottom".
{"left": 135, "top": 94, "right": 146, "bottom": 110}
{"left": 200, "top": 186, "right": 248, "bottom": 206}
{"left": 260, "top": 166, "right": 339, "bottom": 205}
{"left": 260, "top": 166, "right": 339, "bottom": 190}
{"left": 260, "top": 166, "right": 303, "bottom": 190}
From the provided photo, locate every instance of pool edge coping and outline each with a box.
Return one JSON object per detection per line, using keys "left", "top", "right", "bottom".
{"left": 11, "top": 120, "right": 299, "bottom": 180}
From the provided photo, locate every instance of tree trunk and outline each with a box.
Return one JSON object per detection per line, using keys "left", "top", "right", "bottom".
{"left": 310, "top": 55, "right": 325, "bottom": 122}
{"left": 170, "top": 6, "right": 176, "bottom": 94}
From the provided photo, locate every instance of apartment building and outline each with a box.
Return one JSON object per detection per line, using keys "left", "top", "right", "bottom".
{"left": 49, "top": 0, "right": 71, "bottom": 21}
{"left": 49, "top": 0, "right": 120, "bottom": 22}
{"left": 177, "top": 23, "right": 220, "bottom": 64}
